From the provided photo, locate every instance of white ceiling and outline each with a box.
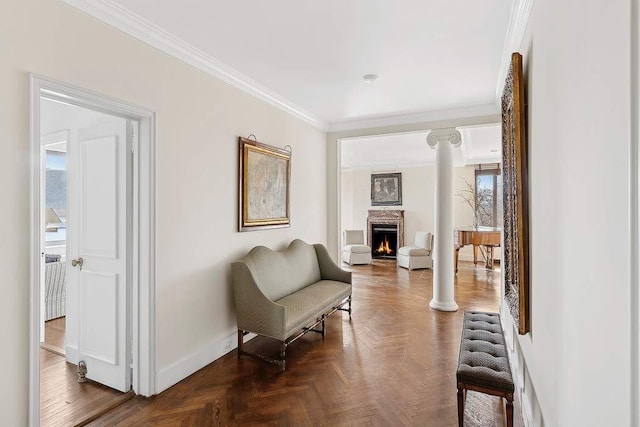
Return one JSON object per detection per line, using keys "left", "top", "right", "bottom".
{"left": 66, "top": 0, "right": 514, "bottom": 130}
{"left": 341, "top": 124, "right": 502, "bottom": 169}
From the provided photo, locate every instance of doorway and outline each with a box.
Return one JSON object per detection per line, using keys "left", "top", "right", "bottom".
{"left": 30, "top": 76, "right": 157, "bottom": 425}
{"left": 39, "top": 99, "right": 133, "bottom": 424}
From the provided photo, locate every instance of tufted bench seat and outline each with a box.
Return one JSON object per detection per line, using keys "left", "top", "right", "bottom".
{"left": 457, "top": 311, "right": 514, "bottom": 427}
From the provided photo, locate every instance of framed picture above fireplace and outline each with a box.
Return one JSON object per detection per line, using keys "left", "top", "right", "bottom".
{"left": 371, "top": 173, "right": 402, "bottom": 206}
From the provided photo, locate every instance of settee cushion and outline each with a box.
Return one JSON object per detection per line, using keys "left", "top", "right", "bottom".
{"left": 343, "top": 244, "right": 370, "bottom": 254}
{"left": 276, "top": 280, "right": 352, "bottom": 336}
{"left": 397, "top": 246, "right": 430, "bottom": 256}
{"left": 242, "top": 240, "right": 322, "bottom": 301}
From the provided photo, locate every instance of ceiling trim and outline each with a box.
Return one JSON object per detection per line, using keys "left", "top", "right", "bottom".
{"left": 495, "top": 0, "right": 535, "bottom": 103}
{"left": 341, "top": 155, "right": 501, "bottom": 171}
{"left": 342, "top": 162, "right": 434, "bottom": 171}
{"left": 60, "top": 0, "right": 328, "bottom": 130}
{"left": 327, "top": 103, "right": 500, "bottom": 133}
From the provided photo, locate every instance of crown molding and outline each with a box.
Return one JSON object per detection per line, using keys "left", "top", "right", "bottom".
{"left": 60, "top": 0, "right": 517, "bottom": 134}
{"left": 60, "top": 0, "right": 327, "bottom": 130}
{"left": 341, "top": 154, "right": 500, "bottom": 171}
{"left": 342, "top": 162, "right": 434, "bottom": 171}
{"left": 495, "top": 0, "right": 535, "bottom": 102}
{"left": 327, "top": 103, "right": 500, "bottom": 133}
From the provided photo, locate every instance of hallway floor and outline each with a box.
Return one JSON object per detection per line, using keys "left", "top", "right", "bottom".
{"left": 87, "top": 259, "right": 523, "bottom": 426}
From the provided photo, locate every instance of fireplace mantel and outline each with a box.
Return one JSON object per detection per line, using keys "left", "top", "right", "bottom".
{"left": 367, "top": 210, "right": 404, "bottom": 249}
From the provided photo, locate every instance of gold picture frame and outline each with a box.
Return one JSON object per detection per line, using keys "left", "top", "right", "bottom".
{"left": 238, "top": 137, "right": 291, "bottom": 231}
{"left": 501, "top": 52, "right": 530, "bottom": 335}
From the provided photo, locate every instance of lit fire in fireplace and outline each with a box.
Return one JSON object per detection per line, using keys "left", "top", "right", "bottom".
{"left": 375, "top": 236, "right": 393, "bottom": 255}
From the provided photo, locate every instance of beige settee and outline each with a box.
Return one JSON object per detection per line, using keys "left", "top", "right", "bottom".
{"left": 231, "top": 239, "right": 352, "bottom": 370}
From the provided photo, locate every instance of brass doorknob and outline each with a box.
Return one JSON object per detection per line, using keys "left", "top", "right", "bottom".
{"left": 71, "top": 257, "right": 84, "bottom": 270}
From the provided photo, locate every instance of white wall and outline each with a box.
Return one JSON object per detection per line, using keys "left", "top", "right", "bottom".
{"left": 341, "top": 169, "right": 354, "bottom": 230}
{"left": 0, "top": 0, "right": 327, "bottom": 423}
{"left": 501, "top": 1, "right": 634, "bottom": 426}
{"left": 340, "top": 165, "right": 477, "bottom": 260}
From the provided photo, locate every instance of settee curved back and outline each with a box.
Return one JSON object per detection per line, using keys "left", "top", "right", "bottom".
{"left": 237, "top": 239, "right": 322, "bottom": 301}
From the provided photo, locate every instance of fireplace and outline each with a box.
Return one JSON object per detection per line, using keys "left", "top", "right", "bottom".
{"left": 371, "top": 225, "right": 398, "bottom": 259}
{"left": 367, "top": 210, "right": 404, "bottom": 260}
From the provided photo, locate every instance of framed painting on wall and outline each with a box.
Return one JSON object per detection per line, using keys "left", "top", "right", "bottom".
{"left": 238, "top": 137, "right": 291, "bottom": 231}
{"left": 371, "top": 173, "right": 402, "bottom": 206}
{"left": 501, "top": 52, "right": 530, "bottom": 335}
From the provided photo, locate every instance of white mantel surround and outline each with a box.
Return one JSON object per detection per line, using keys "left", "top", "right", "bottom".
{"left": 427, "top": 128, "right": 462, "bottom": 312}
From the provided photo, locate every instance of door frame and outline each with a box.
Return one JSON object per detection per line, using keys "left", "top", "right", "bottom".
{"left": 29, "top": 75, "right": 157, "bottom": 424}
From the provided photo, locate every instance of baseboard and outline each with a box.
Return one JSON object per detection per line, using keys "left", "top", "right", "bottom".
{"left": 155, "top": 331, "right": 256, "bottom": 393}
{"left": 41, "top": 343, "right": 65, "bottom": 357}
{"left": 500, "top": 302, "right": 537, "bottom": 427}
{"left": 70, "top": 333, "right": 255, "bottom": 395}
{"left": 521, "top": 392, "right": 534, "bottom": 427}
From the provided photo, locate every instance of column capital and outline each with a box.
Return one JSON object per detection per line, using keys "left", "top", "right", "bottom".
{"left": 426, "top": 128, "right": 462, "bottom": 149}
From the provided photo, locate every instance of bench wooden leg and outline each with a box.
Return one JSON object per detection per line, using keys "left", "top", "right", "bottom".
{"left": 457, "top": 386, "right": 465, "bottom": 427}
{"left": 505, "top": 393, "right": 514, "bottom": 427}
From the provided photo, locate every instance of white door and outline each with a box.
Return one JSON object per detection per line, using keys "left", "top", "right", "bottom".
{"left": 66, "top": 119, "right": 132, "bottom": 392}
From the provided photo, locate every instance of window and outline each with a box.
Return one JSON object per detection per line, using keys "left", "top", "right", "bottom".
{"left": 45, "top": 148, "right": 66, "bottom": 243}
{"left": 475, "top": 165, "right": 502, "bottom": 228}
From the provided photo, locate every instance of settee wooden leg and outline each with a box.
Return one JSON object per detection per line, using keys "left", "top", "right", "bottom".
{"left": 279, "top": 342, "right": 287, "bottom": 371}
{"left": 457, "top": 386, "right": 465, "bottom": 426}
{"left": 237, "top": 330, "right": 244, "bottom": 359}
{"left": 505, "top": 393, "right": 514, "bottom": 427}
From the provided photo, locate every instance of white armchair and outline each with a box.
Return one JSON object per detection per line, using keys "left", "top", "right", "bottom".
{"left": 341, "top": 230, "right": 372, "bottom": 265}
{"left": 397, "top": 232, "right": 433, "bottom": 270}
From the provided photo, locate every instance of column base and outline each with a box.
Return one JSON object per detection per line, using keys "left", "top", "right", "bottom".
{"left": 429, "top": 299, "right": 459, "bottom": 312}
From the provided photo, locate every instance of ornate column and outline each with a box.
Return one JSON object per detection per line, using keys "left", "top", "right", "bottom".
{"left": 427, "top": 128, "right": 461, "bottom": 311}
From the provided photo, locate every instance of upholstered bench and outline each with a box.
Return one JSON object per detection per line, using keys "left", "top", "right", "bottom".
{"left": 457, "top": 311, "right": 514, "bottom": 427}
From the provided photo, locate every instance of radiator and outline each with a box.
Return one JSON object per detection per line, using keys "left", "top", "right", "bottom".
{"left": 45, "top": 261, "right": 66, "bottom": 321}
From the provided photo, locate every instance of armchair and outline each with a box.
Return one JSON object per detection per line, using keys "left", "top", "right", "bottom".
{"left": 341, "top": 230, "right": 372, "bottom": 265}
{"left": 397, "top": 231, "right": 433, "bottom": 270}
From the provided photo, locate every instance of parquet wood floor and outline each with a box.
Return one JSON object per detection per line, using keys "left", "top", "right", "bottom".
{"left": 41, "top": 318, "right": 131, "bottom": 426}
{"left": 43, "top": 317, "right": 65, "bottom": 355}
{"left": 89, "top": 260, "right": 523, "bottom": 426}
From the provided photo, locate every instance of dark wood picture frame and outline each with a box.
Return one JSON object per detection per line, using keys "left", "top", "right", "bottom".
{"left": 371, "top": 173, "right": 402, "bottom": 206}
{"left": 238, "top": 137, "right": 291, "bottom": 232}
{"left": 501, "top": 52, "right": 530, "bottom": 334}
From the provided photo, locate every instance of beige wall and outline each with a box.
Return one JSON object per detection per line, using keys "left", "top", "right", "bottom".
{"left": 340, "top": 165, "right": 478, "bottom": 260}
{"left": 0, "top": 0, "right": 327, "bottom": 423}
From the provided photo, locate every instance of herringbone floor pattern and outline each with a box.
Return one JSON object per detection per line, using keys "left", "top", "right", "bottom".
{"left": 89, "top": 260, "right": 523, "bottom": 426}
